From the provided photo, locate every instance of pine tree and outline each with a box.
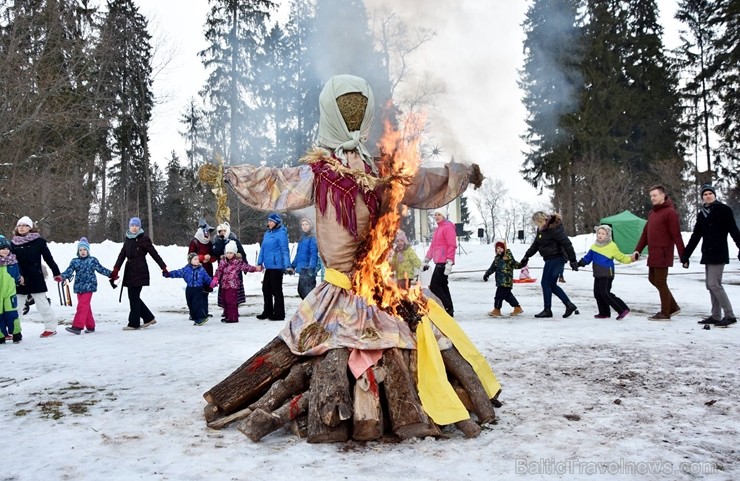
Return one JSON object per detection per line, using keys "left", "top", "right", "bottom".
{"left": 712, "top": 0, "right": 740, "bottom": 185}
{"left": 97, "top": 0, "right": 155, "bottom": 238}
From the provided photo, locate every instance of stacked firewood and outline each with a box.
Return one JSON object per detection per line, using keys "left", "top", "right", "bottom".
{"left": 203, "top": 337, "right": 500, "bottom": 442}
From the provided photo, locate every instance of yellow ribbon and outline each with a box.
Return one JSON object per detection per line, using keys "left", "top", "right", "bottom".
{"left": 325, "top": 268, "right": 352, "bottom": 290}
{"left": 416, "top": 299, "right": 502, "bottom": 424}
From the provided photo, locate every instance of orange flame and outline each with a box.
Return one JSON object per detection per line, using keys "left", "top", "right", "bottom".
{"left": 351, "top": 114, "right": 428, "bottom": 316}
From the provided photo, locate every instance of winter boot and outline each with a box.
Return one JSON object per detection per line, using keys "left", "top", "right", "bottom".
{"left": 564, "top": 303, "right": 579, "bottom": 318}
{"left": 510, "top": 306, "right": 524, "bottom": 316}
{"left": 65, "top": 326, "right": 82, "bottom": 335}
{"left": 715, "top": 316, "right": 737, "bottom": 327}
{"left": 488, "top": 308, "right": 503, "bottom": 317}
{"left": 12, "top": 332, "right": 22, "bottom": 343}
{"left": 534, "top": 309, "right": 553, "bottom": 318}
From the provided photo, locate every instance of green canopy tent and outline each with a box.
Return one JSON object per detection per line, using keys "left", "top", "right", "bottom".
{"left": 600, "top": 210, "right": 648, "bottom": 254}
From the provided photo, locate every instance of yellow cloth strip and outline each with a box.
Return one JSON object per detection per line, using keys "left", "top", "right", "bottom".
{"left": 325, "top": 268, "right": 352, "bottom": 290}
{"left": 416, "top": 317, "right": 470, "bottom": 424}
{"left": 416, "top": 299, "right": 502, "bottom": 424}
{"left": 425, "top": 299, "right": 501, "bottom": 399}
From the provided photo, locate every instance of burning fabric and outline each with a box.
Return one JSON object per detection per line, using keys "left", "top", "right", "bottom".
{"left": 202, "top": 75, "right": 500, "bottom": 443}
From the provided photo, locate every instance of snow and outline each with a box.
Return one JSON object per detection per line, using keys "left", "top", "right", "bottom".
{"left": 4, "top": 235, "right": 739, "bottom": 481}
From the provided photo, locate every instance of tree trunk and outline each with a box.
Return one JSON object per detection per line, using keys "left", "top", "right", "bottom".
{"left": 441, "top": 346, "right": 496, "bottom": 424}
{"left": 307, "top": 349, "right": 352, "bottom": 443}
{"left": 203, "top": 337, "right": 299, "bottom": 414}
{"left": 239, "top": 392, "right": 309, "bottom": 442}
{"left": 352, "top": 368, "right": 384, "bottom": 441}
{"left": 381, "top": 348, "right": 442, "bottom": 439}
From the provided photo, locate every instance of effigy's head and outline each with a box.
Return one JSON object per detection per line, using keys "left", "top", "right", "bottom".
{"left": 317, "top": 75, "right": 375, "bottom": 162}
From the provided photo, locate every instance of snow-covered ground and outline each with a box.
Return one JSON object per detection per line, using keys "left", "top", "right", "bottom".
{"left": 4, "top": 235, "right": 738, "bottom": 481}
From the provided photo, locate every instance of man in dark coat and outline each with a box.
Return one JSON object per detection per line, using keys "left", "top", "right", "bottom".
{"left": 633, "top": 185, "right": 685, "bottom": 320}
{"left": 681, "top": 184, "right": 740, "bottom": 327}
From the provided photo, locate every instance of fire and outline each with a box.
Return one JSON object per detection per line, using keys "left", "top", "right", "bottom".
{"left": 351, "top": 115, "right": 428, "bottom": 318}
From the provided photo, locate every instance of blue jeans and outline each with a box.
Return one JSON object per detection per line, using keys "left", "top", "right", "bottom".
{"left": 541, "top": 258, "right": 571, "bottom": 309}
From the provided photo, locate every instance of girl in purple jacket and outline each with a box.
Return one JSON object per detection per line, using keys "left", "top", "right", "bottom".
{"left": 210, "top": 242, "right": 262, "bottom": 323}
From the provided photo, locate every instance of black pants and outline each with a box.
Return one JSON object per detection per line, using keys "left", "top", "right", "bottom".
{"left": 262, "top": 269, "right": 285, "bottom": 319}
{"left": 429, "top": 263, "right": 454, "bottom": 316}
{"left": 494, "top": 286, "right": 519, "bottom": 309}
{"left": 127, "top": 286, "right": 154, "bottom": 328}
{"left": 185, "top": 286, "right": 210, "bottom": 321}
{"left": 297, "top": 269, "right": 316, "bottom": 300}
{"left": 593, "top": 277, "right": 628, "bottom": 316}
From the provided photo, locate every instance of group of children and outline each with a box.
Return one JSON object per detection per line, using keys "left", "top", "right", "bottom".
{"left": 479, "top": 224, "right": 632, "bottom": 320}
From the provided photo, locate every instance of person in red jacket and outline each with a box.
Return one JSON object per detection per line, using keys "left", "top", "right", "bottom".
{"left": 633, "top": 185, "right": 685, "bottom": 320}
{"left": 424, "top": 210, "right": 457, "bottom": 316}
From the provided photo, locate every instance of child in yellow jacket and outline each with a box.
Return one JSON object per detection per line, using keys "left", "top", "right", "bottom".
{"left": 577, "top": 225, "right": 633, "bottom": 319}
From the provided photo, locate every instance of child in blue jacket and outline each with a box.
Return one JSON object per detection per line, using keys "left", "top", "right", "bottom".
{"left": 289, "top": 218, "right": 319, "bottom": 299}
{"left": 165, "top": 253, "right": 213, "bottom": 325}
{"left": 0, "top": 235, "right": 22, "bottom": 343}
{"left": 60, "top": 237, "right": 113, "bottom": 335}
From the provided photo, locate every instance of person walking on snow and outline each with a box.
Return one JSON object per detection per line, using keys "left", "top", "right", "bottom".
{"left": 483, "top": 239, "right": 524, "bottom": 317}
{"left": 0, "top": 235, "right": 21, "bottom": 344}
{"left": 520, "top": 211, "right": 579, "bottom": 319}
{"left": 210, "top": 242, "right": 262, "bottom": 323}
{"left": 188, "top": 218, "right": 216, "bottom": 291}
{"left": 632, "top": 185, "right": 685, "bottom": 320}
{"left": 681, "top": 184, "right": 740, "bottom": 327}
{"left": 11, "top": 216, "right": 62, "bottom": 338}
{"left": 424, "top": 210, "right": 457, "bottom": 317}
{"left": 164, "top": 253, "right": 213, "bottom": 326}
{"left": 577, "top": 225, "right": 632, "bottom": 320}
{"left": 111, "top": 217, "right": 168, "bottom": 331}
{"left": 60, "top": 238, "right": 113, "bottom": 334}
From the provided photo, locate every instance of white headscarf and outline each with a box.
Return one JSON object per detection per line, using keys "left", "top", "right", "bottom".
{"left": 317, "top": 75, "right": 376, "bottom": 173}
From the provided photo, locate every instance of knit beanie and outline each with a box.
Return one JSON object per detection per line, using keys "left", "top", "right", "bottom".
{"left": 16, "top": 216, "right": 33, "bottom": 228}
{"left": 225, "top": 242, "right": 238, "bottom": 254}
{"left": 494, "top": 239, "right": 506, "bottom": 251}
{"left": 700, "top": 184, "right": 716, "bottom": 196}
{"left": 129, "top": 217, "right": 142, "bottom": 228}
{"left": 394, "top": 230, "right": 408, "bottom": 244}
{"left": 188, "top": 252, "right": 199, "bottom": 263}
{"left": 267, "top": 212, "right": 282, "bottom": 225}
{"left": 0, "top": 235, "right": 10, "bottom": 250}
{"left": 78, "top": 237, "right": 91, "bottom": 255}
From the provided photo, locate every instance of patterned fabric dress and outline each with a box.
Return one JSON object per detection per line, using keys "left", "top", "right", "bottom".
{"left": 225, "top": 148, "right": 472, "bottom": 356}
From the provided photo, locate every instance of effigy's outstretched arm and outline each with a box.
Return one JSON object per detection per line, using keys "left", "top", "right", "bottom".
{"left": 224, "top": 164, "right": 315, "bottom": 212}
{"left": 402, "top": 162, "right": 483, "bottom": 209}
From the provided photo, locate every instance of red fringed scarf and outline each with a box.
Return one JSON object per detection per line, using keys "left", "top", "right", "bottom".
{"left": 311, "top": 158, "right": 382, "bottom": 239}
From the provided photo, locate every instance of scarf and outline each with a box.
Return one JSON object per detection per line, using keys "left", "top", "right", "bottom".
{"left": 126, "top": 228, "right": 145, "bottom": 240}
{"left": 0, "top": 253, "right": 17, "bottom": 266}
{"left": 700, "top": 200, "right": 717, "bottom": 218}
{"left": 316, "top": 75, "right": 377, "bottom": 173}
{"left": 194, "top": 228, "right": 210, "bottom": 244}
{"left": 12, "top": 232, "right": 41, "bottom": 246}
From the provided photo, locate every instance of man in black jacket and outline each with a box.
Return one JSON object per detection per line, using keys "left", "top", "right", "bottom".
{"left": 682, "top": 184, "right": 740, "bottom": 327}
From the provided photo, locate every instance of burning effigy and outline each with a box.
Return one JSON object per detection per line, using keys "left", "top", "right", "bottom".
{"left": 201, "top": 75, "right": 500, "bottom": 442}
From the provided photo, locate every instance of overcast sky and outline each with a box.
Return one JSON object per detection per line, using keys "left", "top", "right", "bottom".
{"left": 136, "top": 0, "right": 681, "bottom": 204}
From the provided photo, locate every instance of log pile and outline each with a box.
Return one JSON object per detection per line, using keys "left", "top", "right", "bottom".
{"left": 203, "top": 336, "right": 500, "bottom": 443}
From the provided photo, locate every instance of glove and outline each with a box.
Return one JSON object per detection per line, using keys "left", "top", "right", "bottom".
{"left": 444, "top": 260, "right": 453, "bottom": 276}
{"left": 162, "top": 268, "right": 170, "bottom": 278}
{"left": 210, "top": 279, "right": 218, "bottom": 288}
{"left": 577, "top": 259, "right": 586, "bottom": 267}
{"left": 519, "top": 257, "right": 528, "bottom": 267}
{"left": 423, "top": 258, "right": 430, "bottom": 271}
{"left": 483, "top": 273, "right": 489, "bottom": 282}
{"left": 109, "top": 278, "right": 117, "bottom": 289}
{"left": 53, "top": 275, "right": 63, "bottom": 283}
{"left": 569, "top": 260, "right": 579, "bottom": 272}
{"left": 110, "top": 269, "right": 119, "bottom": 281}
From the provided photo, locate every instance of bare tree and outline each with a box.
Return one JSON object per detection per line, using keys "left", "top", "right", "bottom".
{"left": 473, "top": 178, "right": 508, "bottom": 243}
